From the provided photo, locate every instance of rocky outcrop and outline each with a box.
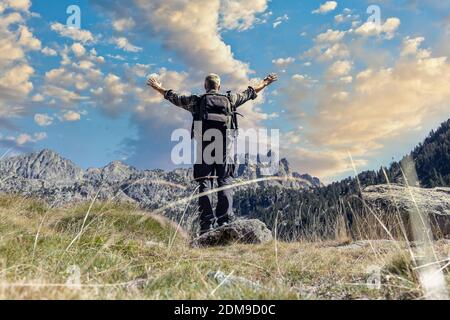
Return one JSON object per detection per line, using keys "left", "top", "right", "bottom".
{"left": 362, "top": 184, "right": 450, "bottom": 237}
{"left": 191, "top": 219, "right": 273, "bottom": 247}
{"left": 362, "top": 184, "right": 450, "bottom": 216}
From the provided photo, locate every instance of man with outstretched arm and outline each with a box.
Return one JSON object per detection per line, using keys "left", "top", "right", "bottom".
{"left": 147, "top": 73, "right": 278, "bottom": 235}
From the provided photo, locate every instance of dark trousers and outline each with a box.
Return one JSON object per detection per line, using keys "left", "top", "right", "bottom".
{"left": 194, "top": 163, "right": 235, "bottom": 228}
{"left": 193, "top": 121, "right": 235, "bottom": 229}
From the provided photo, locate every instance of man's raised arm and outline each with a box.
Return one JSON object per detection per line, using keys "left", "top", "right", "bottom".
{"left": 146, "top": 76, "right": 198, "bottom": 112}
{"left": 233, "top": 73, "right": 278, "bottom": 109}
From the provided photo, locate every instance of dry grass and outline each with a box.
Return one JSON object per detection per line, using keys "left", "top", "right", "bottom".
{"left": 0, "top": 195, "right": 448, "bottom": 300}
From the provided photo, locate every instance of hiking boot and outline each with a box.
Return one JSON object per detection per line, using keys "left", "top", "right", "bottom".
{"left": 217, "top": 214, "right": 234, "bottom": 227}
{"left": 199, "top": 222, "right": 214, "bottom": 235}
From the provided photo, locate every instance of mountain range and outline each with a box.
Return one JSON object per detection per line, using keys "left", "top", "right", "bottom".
{"left": 0, "top": 149, "right": 320, "bottom": 215}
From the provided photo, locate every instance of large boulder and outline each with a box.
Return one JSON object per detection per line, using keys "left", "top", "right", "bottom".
{"left": 191, "top": 219, "right": 273, "bottom": 247}
{"left": 362, "top": 184, "right": 450, "bottom": 238}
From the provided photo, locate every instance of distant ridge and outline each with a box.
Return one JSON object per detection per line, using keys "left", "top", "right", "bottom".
{"left": 0, "top": 149, "right": 321, "bottom": 227}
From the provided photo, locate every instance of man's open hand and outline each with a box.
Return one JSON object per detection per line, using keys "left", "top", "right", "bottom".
{"left": 254, "top": 73, "right": 278, "bottom": 93}
{"left": 147, "top": 76, "right": 163, "bottom": 90}
{"left": 263, "top": 73, "right": 278, "bottom": 86}
{"left": 147, "top": 76, "right": 166, "bottom": 96}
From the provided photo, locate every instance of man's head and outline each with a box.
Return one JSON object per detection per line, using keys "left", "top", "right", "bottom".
{"left": 204, "top": 73, "right": 221, "bottom": 92}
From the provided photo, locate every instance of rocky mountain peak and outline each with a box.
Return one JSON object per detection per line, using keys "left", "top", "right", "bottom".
{"left": 96, "top": 160, "right": 137, "bottom": 183}
{"left": 37, "top": 148, "right": 58, "bottom": 157}
{"left": 103, "top": 160, "right": 134, "bottom": 172}
{"left": 0, "top": 148, "right": 83, "bottom": 181}
{"left": 234, "top": 152, "right": 321, "bottom": 188}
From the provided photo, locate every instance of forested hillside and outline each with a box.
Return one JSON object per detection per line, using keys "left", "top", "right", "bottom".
{"left": 234, "top": 119, "right": 450, "bottom": 240}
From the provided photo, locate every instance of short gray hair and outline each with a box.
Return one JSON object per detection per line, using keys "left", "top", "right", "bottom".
{"left": 204, "top": 73, "right": 221, "bottom": 90}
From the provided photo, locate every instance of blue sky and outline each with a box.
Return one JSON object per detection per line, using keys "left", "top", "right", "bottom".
{"left": 0, "top": 0, "right": 449, "bottom": 182}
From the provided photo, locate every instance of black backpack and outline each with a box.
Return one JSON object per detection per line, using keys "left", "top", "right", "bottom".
{"left": 191, "top": 92, "right": 240, "bottom": 138}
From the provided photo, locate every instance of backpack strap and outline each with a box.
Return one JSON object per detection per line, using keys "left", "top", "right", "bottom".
{"left": 227, "top": 91, "right": 243, "bottom": 137}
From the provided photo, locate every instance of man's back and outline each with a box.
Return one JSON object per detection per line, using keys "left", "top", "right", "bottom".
{"left": 146, "top": 73, "right": 278, "bottom": 234}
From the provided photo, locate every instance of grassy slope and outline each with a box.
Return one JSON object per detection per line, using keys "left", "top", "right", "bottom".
{"left": 0, "top": 195, "right": 448, "bottom": 300}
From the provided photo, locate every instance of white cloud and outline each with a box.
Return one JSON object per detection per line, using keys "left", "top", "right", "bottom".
{"left": 334, "top": 8, "right": 358, "bottom": 24}
{"left": 92, "top": 0, "right": 271, "bottom": 127}
{"left": 51, "top": 22, "right": 96, "bottom": 44}
{"left": 316, "top": 29, "right": 346, "bottom": 43}
{"left": 0, "top": 4, "right": 39, "bottom": 123}
{"left": 303, "top": 41, "right": 350, "bottom": 62}
{"left": 334, "top": 14, "right": 345, "bottom": 23}
{"left": 77, "top": 60, "right": 95, "bottom": 70}
{"left": 71, "top": 42, "right": 86, "bottom": 57}
{"left": 272, "top": 57, "right": 295, "bottom": 67}
{"left": 34, "top": 113, "right": 53, "bottom": 126}
{"left": 312, "top": 1, "right": 338, "bottom": 14}
{"left": 41, "top": 46, "right": 57, "bottom": 56}
{"left": 90, "top": 73, "right": 131, "bottom": 115}
{"left": 312, "top": 54, "right": 450, "bottom": 152}
{"left": 31, "top": 94, "right": 44, "bottom": 102}
{"left": 107, "top": 54, "right": 126, "bottom": 61}
{"left": 339, "top": 76, "right": 353, "bottom": 84}
{"left": 112, "top": 37, "right": 142, "bottom": 53}
{"left": 355, "top": 17, "right": 401, "bottom": 40}
{"left": 277, "top": 74, "right": 315, "bottom": 126}
{"left": 42, "top": 44, "right": 105, "bottom": 105}
{"left": 103, "top": 74, "right": 126, "bottom": 101}
{"left": 125, "top": 63, "right": 151, "bottom": 78}
{"left": 0, "top": 64, "right": 35, "bottom": 99}
{"left": 18, "top": 26, "right": 41, "bottom": 50}
{"left": 61, "top": 110, "right": 81, "bottom": 122}
{"left": 15, "top": 133, "right": 32, "bottom": 145}
{"left": 0, "top": 39, "right": 25, "bottom": 68}
{"left": 320, "top": 43, "right": 350, "bottom": 61}
{"left": 220, "top": 0, "right": 268, "bottom": 31}
{"left": 328, "top": 60, "right": 352, "bottom": 77}
{"left": 34, "top": 132, "right": 47, "bottom": 141}
{"left": 3, "top": 0, "right": 31, "bottom": 12}
{"left": 43, "top": 85, "right": 88, "bottom": 104}
{"left": 283, "top": 39, "right": 450, "bottom": 179}
{"left": 273, "top": 14, "right": 288, "bottom": 28}
{"left": 401, "top": 37, "right": 431, "bottom": 58}
{"left": 303, "top": 28, "right": 350, "bottom": 62}
{"left": 273, "top": 21, "right": 282, "bottom": 29}
{"left": 93, "top": 0, "right": 252, "bottom": 85}
{"left": 112, "top": 17, "right": 136, "bottom": 32}
{"left": 284, "top": 146, "right": 367, "bottom": 181}
{"left": 332, "top": 90, "right": 350, "bottom": 99}
{"left": 16, "top": 132, "right": 47, "bottom": 145}
{"left": 292, "top": 74, "right": 306, "bottom": 81}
